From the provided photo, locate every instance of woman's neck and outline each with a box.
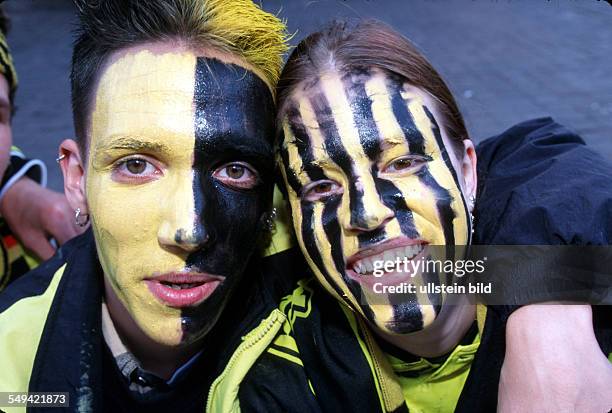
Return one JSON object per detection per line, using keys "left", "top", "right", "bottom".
{"left": 374, "top": 296, "right": 476, "bottom": 358}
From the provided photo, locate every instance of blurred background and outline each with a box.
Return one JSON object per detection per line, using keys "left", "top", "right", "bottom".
{"left": 4, "top": 0, "right": 612, "bottom": 191}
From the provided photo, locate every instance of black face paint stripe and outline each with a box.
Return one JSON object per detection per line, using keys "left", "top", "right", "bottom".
{"left": 423, "top": 106, "right": 472, "bottom": 238}
{"left": 372, "top": 164, "right": 419, "bottom": 241}
{"left": 342, "top": 70, "right": 381, "bottom": 160}
{"left": 385, "top": 79, "right": 457, "bottom": 246}
{"left": 179, "top": 57, "right": 275, "bottom": 340}
{"left": 417, "top": 168, "right": 456, "bottom": 253}
{"left": 279, "top": 146, "right": 302, "bottom": 194}
{"left": 284, "top": 103, "right": 327, "bottom": 185}
{"left": 388, "top": 79, "right": 426, "bottom": 156}
{"left": 387, "top": 294, "right": 424, "bottom": 333}
{"left": 309, "top": 90, "right": 370, "bottom": 230}
{"left": 300, "top": 199, "right": 348, "bottom": 303}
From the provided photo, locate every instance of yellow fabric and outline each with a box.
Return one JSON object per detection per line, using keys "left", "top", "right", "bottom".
{"left": 206, "top": 309, "right": 287, "bottom": 413}
{"left": 387, "top": 331, "right": 480, "bottom": 413}
{"left": 476, "top": 304, "right": 487, "bottom": 335}
{"left": 262, "top": 186, "right": 295, "bottom": 257}
{"left": 0, "top": 264, "right": 66, "bottom": 413}
{"left": 0, "top": 29, "right": 18, "bottom": 92}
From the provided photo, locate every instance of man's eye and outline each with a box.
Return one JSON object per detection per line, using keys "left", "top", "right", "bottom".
{"left": 382, "top": 155, "right": 431, "bottom": 174}
{"left": 214, "top": 162, "right": 259, "bottom": 189}
{"left": 112, "top": 157, "right": 162, "bottom": 183}
{"left": 302, "top": 180, "right": 343, "bottom": 201}
{"left": 125, "top": 159, "right": 148, "bottom": 174}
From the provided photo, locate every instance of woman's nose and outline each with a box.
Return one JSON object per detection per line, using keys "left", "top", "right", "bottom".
{"left": 344, "top": 175, "right": 394, "bottom": 232}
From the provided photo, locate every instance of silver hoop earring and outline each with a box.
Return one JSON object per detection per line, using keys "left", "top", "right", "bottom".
{"left": 75, "top": 208, "right": 90, "bottom": 227}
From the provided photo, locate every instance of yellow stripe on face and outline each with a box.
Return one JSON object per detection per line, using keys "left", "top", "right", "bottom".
{"left": 281, "top": 118, "right": 309, "bottom": 191}
{"left": 319, "top": 73, "right": 389, "bottom": 242}
{"left": 365, "top": 73, "right": 430, "bottom": 243}
{"left": 295, "top": 94, "right": 360, "bottom": 259}
{"left": 406, "top": 98, "right": 468, "bottom": 245}
{"left": 311, "top": 201, "right": 362, "bottom": 312}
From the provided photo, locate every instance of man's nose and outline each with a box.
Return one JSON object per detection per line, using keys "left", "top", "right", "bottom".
{"left": 157, "top": 174, "right": 209, "bottom": 253}
{"left": 343, "top": 174, "right": 394, "bottom": 232}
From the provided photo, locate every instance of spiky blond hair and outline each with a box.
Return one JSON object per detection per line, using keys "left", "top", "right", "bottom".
{"left": 71, "top": 0, "right": 290, "bottom": 145}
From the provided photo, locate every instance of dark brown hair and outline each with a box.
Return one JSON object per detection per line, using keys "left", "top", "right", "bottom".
{"left": 276, "top": 19, "right": 469, "bottom": 154}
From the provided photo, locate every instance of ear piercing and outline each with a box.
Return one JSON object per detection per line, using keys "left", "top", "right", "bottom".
{"left": 75, "top": 208, "right": 90, "bottom": 227}
{"left": 56, "top": 154, "right": 66, "bottom": 163}
{"left": 263, "top": 208, "right": 277, "bottom": 232}
{"left": 469, "top": 194, "right": 476, "bottom": 235}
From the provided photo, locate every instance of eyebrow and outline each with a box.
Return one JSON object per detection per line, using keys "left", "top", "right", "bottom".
{"left": 93, "top": 136, "right": 172, "bottom": 156}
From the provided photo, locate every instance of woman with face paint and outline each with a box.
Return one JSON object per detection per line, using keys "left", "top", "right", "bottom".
{"left": 232, "top": 19, "right": 612, "bottom": 413}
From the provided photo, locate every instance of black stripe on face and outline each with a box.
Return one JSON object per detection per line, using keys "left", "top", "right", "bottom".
{"left": 341, "top": 70, "right": 412, "bottom": 247}
{"left": 309, "top": 90, "right": 372, "bottom": 231}
{"left": 385, "top": 78, "right": 456, "bottom": 247}
{"left": 179, "top": 57, "right": 275, "bottom": 341}
{"left": 279, "top": 146, "right": 302, "bottom": 194}
{"left": 423, "top": 106, "right": 471, "bottom": 238}
{"left": 341, "top": 70, "right": 420, "bottom": 245}
{"left": 387, "top": 293, "right": 424, "bottom": 333}
{"left": 284, "top": 103, "right": 328, "bottom": 184}
{"left": 342, "top": 70, "right": 382, "bottom": 160}
{"left": 300, "top": 197, "right": 351, "bottom": 305}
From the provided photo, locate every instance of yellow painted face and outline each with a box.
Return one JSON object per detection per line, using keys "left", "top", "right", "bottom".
{"left": 280, "top": 69, "right": 470, "bottom": 335}
{"left": 87, "top": 47, "right": 275, "bottom": 346}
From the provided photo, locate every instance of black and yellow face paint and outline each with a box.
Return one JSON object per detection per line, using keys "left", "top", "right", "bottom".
{"left": 280, "top": 68, "right": 469, "bottom": 335}
{"left": 87, "top": 49, "right": 274, "bottom": 346}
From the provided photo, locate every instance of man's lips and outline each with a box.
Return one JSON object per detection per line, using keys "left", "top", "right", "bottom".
{"left": 346, "top": 238, "right": 428, "bottom": 287}
{"left": 144, "top": 272, "right": 224, "bottom": 308}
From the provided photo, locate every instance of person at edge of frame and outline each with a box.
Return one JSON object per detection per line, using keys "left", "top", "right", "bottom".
{"left": 0, "top": 5, "right": 81, "bottom": 291}
{"left": 226, "top": 19, "right": 612, "bottom": 413}
{"left": 0, "top": 2, "right": 608, "bottom": 413}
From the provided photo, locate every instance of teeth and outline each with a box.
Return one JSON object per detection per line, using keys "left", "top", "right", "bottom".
{"left": 351, "top": 244, "right": 424, "bottom": 276}
{"left": 364, "top": 259, "right": 374, "bottom": 273}
{"left": 383, "top": 250, "right": 395, "bottom": 263}
{"left": 165, "top": 283, "right": 201, "bottom": 290}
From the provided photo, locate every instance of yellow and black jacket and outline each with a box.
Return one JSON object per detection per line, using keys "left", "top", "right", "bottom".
{"left": 0, "top": 147, "right": 47, "bottom": 290}
{"left": 228, "top": 277, "right": 612, "bottom": 413}
{"left": 0, "top": 228, "right": 300, "bottom": 413}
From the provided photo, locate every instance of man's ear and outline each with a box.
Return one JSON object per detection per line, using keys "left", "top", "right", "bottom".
{"left": 58, "top": 139, "right": 88, "bottom": 213}
{"left": 461, "top": 139, "right": 477, "bottom": 210}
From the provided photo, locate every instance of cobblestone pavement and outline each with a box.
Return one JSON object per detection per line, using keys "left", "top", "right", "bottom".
{"left": 4, "top": 0, "right": 611, "bottom": 190}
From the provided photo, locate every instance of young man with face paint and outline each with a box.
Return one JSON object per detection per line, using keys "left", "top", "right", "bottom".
{"left": 0, "top": 1, "right": 297, "bottom": 411}
{"left": 231, "top": 20, "right": 612, "bottom": 413}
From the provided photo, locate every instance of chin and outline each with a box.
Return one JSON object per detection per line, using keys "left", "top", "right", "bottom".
{"left": 380, "top": 304, "right": 439, "bottom": 335}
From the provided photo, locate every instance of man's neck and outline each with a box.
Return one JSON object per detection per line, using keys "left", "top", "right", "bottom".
{"left": 102, "top": 278, "right": 203, "bottom": 380}
{"left": 374, "top": 296, "right": 476, "bottom": 358}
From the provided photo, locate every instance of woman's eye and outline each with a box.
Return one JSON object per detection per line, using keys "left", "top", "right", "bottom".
{"left": 388, "top": 158, "right": 413, "bottom": 171}
{"left": 382, "top": 155, "right": 430, "bottom": 174}
{"left": 214, "top": 162, "right": 259, "bottom": 189}
{"left": 302, "top": 180, "right": 343, "bottom": 201}
{"left": 112, "top": 157, "right": 161, "bottom": 183}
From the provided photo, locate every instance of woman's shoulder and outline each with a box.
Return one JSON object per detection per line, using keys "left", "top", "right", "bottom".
{"left": 475, "top": 117, "right": 612, "bottom": 245}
